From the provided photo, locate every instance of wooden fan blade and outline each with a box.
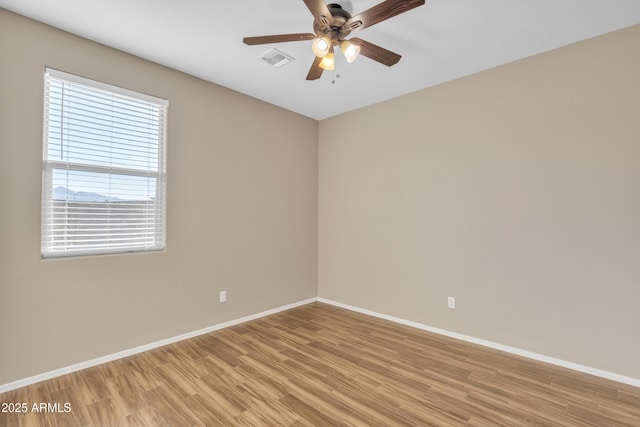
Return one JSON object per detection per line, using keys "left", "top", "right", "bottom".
{"left": 344, "top": 0, "right": 425, "bottom": 31}
{"left": 303, "top": 0, "right": 334, "bottom": 29}
{"left": 349, "top": 38, "right": 401, "bottom": 66}
{"left": 306, "top": 56, "right": 324, "bottom": 80}
{"left": 243, "top": 33, "right": 316, "bottom": 45}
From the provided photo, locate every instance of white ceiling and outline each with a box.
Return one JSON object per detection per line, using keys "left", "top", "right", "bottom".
{"left": 2, "top": 0, "right": 640, "bottom": 120}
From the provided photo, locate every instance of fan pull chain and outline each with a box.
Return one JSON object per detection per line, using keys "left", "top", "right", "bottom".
{"left": 331, "top": 71, "right": 341, "bottom": 84}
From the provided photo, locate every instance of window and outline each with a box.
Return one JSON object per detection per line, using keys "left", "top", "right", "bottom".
{"left": 41, "top": 68, "right": 168, "bottom": 258}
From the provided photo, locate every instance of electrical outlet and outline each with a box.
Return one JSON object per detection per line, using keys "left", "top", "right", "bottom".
{"left": 219, "top": 290, "right": 227, "bottom": 303}
{"left": 447, "top": 297, "right": 455, "bottom": 309}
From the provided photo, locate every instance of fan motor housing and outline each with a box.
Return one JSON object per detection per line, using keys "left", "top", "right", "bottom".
{"left": 327, "top": 4, "right": 351, "bottom": 20}
{"left": 314, "top": 3, "right": 358, "bottom": 39}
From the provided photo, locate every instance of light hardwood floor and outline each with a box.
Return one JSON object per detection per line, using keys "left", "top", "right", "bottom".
{"left": 1, "top": 302, "right": 639, "bottom": 426}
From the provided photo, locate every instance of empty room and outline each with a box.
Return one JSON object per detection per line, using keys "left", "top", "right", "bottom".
{"left": 1, "top": 0, "right": 639, "bottom": 425}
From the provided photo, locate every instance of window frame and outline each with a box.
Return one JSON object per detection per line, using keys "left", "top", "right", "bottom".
{"left": 41, "top": 68, "right": 169, "bottom": 258}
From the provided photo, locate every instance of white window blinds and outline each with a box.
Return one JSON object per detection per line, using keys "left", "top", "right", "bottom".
{"left": 42, "top": 68, "right": 168, "bottom": 258}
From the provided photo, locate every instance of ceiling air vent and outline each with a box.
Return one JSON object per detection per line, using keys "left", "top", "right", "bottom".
{"left": 259, "top": 49, "right": 294, "bottom": 68}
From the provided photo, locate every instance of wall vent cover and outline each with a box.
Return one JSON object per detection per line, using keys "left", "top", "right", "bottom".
{"left": 260, "top": 49, "right": 294, "bottom": 68}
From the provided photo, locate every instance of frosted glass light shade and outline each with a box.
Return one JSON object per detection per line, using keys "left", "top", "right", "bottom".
{"left": 319, "top": 51, "right": 335, "bottom": 70}
{"left": 341, "top": 41, "right": 360, "bottom": 63}
{"left": 311, "top": 37, "right": 332, "bottom": 57}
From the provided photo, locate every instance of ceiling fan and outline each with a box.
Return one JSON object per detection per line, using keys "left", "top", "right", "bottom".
{"left": 243, "top": 0, "right": 425, "bottom": 80}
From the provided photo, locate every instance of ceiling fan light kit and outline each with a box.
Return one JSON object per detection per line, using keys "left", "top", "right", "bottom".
{"left": 243, "top": 0, "right": 425, "bottom": 80}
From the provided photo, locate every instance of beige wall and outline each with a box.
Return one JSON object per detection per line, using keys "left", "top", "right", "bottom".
{"left": 319, "top": 25, "right": 640, "bottom": 379}
{"left": 0, "top": 9, "right": 318, "bottom": 385}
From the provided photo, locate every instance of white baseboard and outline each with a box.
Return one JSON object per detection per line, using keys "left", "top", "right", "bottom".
{"left": 317, "top": 297, "right": 640, "bottom": 389}
{"left": 0, "top": 297, "right": 317, "bottom": 394}
{"left": 3, "top": 296, "right": 638, "bottom": 393}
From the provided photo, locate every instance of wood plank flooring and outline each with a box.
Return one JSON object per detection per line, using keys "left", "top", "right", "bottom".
{"left": 1, "top": 302, "right": 639, "bottom": 426}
